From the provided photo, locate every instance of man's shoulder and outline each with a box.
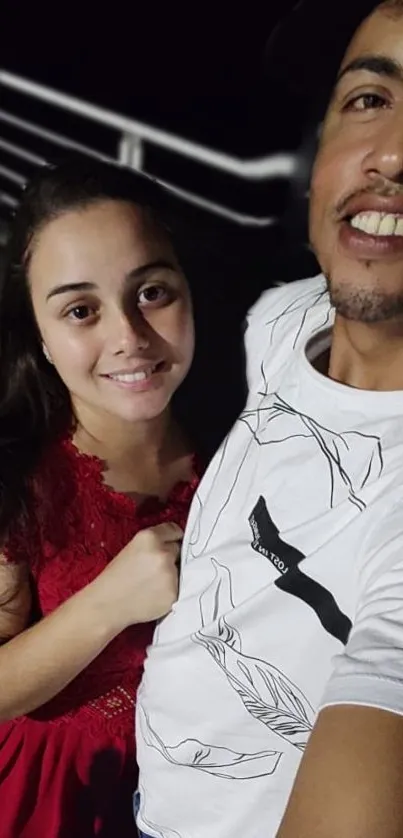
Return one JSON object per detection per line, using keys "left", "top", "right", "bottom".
{"left": 245, "top": 275, "right": 331, "bottom": 375}
{"left": 247, "top": 274, "right": 328, "bottom": 330}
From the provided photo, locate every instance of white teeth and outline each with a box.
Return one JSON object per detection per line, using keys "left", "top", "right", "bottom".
{"left": 379, "top": 215, "right": 397, "bottom": 236}
{"left": 350, "top": 211, "right": 403, "bottom": 236}
{"left": 367, "top": 213, "right": 382, "bottom": 235}
{"left": 109, "top": 369, "right": 153, "bottom": 383}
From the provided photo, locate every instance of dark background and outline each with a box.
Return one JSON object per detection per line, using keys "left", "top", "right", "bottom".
{"left": 1, "top": 2, "right": 302, "bottom": 153}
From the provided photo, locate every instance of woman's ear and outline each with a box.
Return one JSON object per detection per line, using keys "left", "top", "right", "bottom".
{"left": 42, "top": 343, "right": 53, "bottom": 364}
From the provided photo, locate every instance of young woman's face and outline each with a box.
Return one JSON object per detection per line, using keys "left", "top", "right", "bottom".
{"left": 29, "top": 199, "right": 194, "bottom": 425}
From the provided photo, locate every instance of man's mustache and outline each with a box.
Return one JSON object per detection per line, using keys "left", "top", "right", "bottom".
{"left": 336, "top": 177, "right": 403, "bottom": 217}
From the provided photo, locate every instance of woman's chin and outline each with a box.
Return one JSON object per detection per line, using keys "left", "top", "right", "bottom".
{"left": 103, "top": 391, "right": 173, "bottom": 425}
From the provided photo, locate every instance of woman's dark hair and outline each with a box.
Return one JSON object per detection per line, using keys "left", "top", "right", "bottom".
{"left": 0, "top": 156, "right": 187, "bottom": 542}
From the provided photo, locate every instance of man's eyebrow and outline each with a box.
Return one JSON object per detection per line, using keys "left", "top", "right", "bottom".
{"left": 337, "top": 54, "right": 403, "bottom": 85}
{"left": 46, "top": 260, "right": 177, "bottom": 301}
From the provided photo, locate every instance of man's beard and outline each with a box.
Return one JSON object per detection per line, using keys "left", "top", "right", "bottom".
{"left": 325, "top": 275, "right": 403, "bottom": 323}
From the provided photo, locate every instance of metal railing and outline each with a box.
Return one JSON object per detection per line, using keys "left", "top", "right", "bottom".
{"left": 0, "top": 69, "right": 297, "bottom": 225}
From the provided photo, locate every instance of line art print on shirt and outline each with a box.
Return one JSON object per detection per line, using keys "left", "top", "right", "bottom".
{"left": 139, "top": 284, "right": 386, "bottom": 834}
{"left": 241, "top": 394, "right": 383, "bottom": 512}
{"left": 140, "top": 559, "right": 314, "bottom": 783}
{"left": 262, "top": 281, "right": 331, "bottom": 351}
{"left": 186, "top": 285, "right": 381, "bottom": 562}
{"left": 139, "top": 706, "right": 282, "bottom": 780}
{"left": 193, "top": 558, "right": 315, "bottom": 753}
{"left": 182, "top": 379, "right": 382, "bottom": 649}
{"left": 186, "top": 354, "right": 383, "bottom": 569}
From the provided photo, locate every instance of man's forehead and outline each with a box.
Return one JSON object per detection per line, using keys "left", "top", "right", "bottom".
{"left": 340, "top": 4, "right": 403, "bottom": 72}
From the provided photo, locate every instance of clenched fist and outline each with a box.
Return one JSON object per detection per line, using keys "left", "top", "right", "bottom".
{"left": 89, "top": 522, "right": 183, "bottom": 634}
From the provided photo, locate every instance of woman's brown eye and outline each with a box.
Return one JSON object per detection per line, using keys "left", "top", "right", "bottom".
{"left": 138, "top": 285, "right": 169, "bottom": 306}
{"left": 67, "top": 305, "right": 93, "bottom": 321}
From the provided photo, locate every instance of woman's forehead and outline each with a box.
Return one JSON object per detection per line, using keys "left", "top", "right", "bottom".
{"left": 29, "top": 200, "right": 175, "bottom": 289}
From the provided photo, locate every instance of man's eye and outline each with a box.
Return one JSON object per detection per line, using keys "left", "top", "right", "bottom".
{"left": 344, "top": 93, "right": 388, "bottom": 112}
{"left": 137, "top": 285, "right": 170, "bottom": 306}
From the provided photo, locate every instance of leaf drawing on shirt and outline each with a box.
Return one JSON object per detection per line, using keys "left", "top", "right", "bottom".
{"left": 194, "top": 631, "right": 313, "bottom": 751}
{"left": 199, "top": 558, "right": 242, "bottom": 650}
{"left": 240, "top": 394, "right": 383, "bottom": 511}
{"left": 194, "top": 559, "right": 314, "bottom": 751}
{"left": 139, "top": 705, "right": 282, "bottom": 780}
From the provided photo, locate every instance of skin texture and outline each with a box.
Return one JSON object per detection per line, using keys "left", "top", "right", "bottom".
{"left": 278, "top": 8, "right": 403, "bottom": 837}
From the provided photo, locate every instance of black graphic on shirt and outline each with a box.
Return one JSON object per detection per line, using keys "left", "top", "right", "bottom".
{"left": 250, "top": 496, "right": 352, "bottom": 644}
{"left": 140, "top": 559, "right": 315, "bottom": 782}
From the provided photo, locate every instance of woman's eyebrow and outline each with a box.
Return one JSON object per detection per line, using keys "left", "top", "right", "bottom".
{"left": 46, "top": 260, "right": 177, "bottom": 301}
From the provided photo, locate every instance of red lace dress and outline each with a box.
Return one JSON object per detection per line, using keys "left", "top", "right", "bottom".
{"left": 0, "top": 436, "right": 200, "bottom": 838}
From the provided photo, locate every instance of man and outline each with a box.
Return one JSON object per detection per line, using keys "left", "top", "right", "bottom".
{"left": 136, "top": 2, "right": 403, "bottom": 835}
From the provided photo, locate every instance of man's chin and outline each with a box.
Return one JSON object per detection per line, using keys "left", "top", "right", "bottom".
{"left": 326, "top": 274, "right": 403, "bottom": 323}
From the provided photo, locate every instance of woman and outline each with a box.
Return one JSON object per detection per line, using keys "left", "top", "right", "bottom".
{"left": 0, "top": 158, "right": 200, "bottom": 837}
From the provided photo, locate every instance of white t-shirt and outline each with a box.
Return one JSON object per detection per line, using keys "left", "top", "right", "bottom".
{"left": 136, "top": 275, "right": 403, "bottom": 838}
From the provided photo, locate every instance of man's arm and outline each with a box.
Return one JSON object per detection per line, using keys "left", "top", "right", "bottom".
{"left": 277, "top": 704, "right": 403, "bottom": 837}
{"left": 278, "top": 502, "right": 403, "bottom": 837}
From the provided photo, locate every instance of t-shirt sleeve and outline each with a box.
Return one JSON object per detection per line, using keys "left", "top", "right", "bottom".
{"left": 320, "top": 502, "right": 403, "bottom": 717}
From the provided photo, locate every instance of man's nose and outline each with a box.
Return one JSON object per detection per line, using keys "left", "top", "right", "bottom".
{"left": 363, "top": 115, "right": 403, "bottom": 185}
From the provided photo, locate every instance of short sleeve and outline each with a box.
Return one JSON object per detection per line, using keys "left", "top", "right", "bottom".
{"left": 320, "top": 502, "right": 403, "bottom": 717}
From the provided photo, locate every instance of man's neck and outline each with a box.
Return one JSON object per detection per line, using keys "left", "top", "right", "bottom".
{"left": 327, "top": 315, "right": 403, "bottom": 391}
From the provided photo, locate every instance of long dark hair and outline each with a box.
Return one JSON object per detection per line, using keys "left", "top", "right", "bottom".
{"left": 0, "top": 156, "right": 189, "bottom": 542}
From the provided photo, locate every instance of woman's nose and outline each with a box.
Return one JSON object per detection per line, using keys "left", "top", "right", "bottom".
{"left": 109, "top": 310, "right": 151, "bottom": 357}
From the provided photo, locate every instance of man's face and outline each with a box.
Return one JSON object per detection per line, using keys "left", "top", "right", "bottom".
{"left": 310, "top": 4, "right": 403, "bottom": 322}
